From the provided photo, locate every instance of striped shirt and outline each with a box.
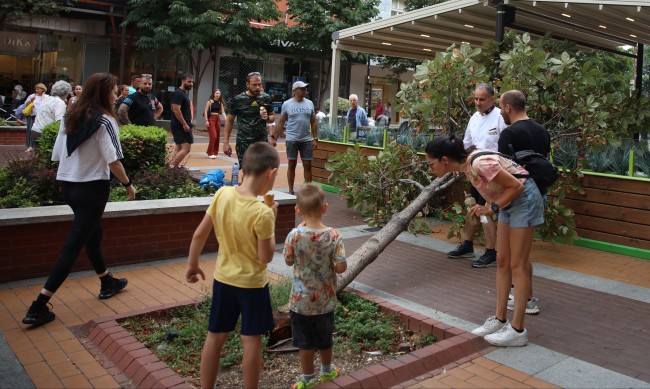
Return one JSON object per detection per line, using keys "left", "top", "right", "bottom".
{"left": 52, "top": 115, "right": 123, "bottom": 182}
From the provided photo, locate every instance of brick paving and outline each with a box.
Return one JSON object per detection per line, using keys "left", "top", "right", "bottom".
{"left": 2, "top": 134, "right": 650, "bottom": 388}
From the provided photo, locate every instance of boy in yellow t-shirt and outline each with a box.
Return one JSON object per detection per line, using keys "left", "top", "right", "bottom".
{"left": 185, "top": 141, "right": 280, "bottom": 389}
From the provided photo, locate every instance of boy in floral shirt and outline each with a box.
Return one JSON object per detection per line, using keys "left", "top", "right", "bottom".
{"left": 284, "top": 183, "right": 347, "bottom": 389}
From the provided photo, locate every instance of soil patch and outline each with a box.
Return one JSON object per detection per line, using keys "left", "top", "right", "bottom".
{"left": 121, "top": 290, "right": 436, "bottom": 388}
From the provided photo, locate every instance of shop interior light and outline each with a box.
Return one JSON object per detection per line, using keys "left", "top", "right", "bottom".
{"left": 464, "top": 24, "right": 474, "bottom": 28}
{"left": 626, "top": 17, "right": 635, "bottom": 22}
{"left": 561, "top": 13, "right": 571, "bottom": 18}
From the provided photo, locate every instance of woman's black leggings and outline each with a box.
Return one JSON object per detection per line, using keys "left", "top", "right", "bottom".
{"left": 43, "top": 180, "right": 110, "bottom": 293}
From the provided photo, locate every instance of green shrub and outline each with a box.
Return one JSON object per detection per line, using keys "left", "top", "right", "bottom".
{"left": 119, "top": 125, "right": 167, "bottom": 172}
{"left": 0, "top": 158, "right": 62, "bottom": 208}
{"left": 323, "top": 97, "right": 350, "bottom": 114}
{"left": 37, "top": 122, "right": 61, "bottom": 166}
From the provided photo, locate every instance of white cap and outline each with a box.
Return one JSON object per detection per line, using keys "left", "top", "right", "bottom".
{"left": 292, "top": 81, "right": 308, "bottom": 90}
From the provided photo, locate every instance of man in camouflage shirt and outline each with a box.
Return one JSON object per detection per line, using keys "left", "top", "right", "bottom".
{"left": 223, "top": 72, "right": 275, "bottom": 169}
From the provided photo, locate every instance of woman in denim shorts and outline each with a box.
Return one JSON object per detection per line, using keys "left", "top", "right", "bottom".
{"left": 425, "top": 135, "right": 544, "bottom": 347}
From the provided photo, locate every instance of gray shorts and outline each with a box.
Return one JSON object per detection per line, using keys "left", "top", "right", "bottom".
{"left": 498, "top": 179, "right": 545, "bottom": 228}
{"left": 286, "top": 140, "right": 313, "bottom": 161}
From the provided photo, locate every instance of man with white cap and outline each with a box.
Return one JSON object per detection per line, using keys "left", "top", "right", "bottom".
{"left": 274, "top": 81, "right": 318, "bottom": 195}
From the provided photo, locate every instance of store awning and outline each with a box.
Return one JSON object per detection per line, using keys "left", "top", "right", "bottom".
{"left": 331, "top": 0, "right": 650, "bottom": 60}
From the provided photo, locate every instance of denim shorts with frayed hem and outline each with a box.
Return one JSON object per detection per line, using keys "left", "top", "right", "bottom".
{"left": 286, "top": 140, "right": 313, "bottom": 161}
{"left": 498, "top": 179, "right": 544, "bottom": 228}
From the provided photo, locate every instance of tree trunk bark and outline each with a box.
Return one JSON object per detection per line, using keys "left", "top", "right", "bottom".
{"left": 336, "top": 173, "right": 460, "bottom": 293}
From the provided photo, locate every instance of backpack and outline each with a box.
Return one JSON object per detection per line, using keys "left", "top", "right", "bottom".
{"left": 470, "top": 150, "right": 560, "bottom": 193}
{"left": 199, "top": 169, "right": 225, "bottom": 190}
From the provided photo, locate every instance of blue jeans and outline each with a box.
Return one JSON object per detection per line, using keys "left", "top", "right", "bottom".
{"left": 25, "top": 116, "right": 35, "bottom": 147}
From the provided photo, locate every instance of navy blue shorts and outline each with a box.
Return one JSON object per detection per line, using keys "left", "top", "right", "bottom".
{"left": 290, "top": 311, "right": 334, "bottom": 350}
{"left": 207, "top": 280, "right": 274, "bottom": 336}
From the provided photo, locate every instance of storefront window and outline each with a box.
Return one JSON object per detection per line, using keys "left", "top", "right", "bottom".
{"left": 1, "top": 31, "right": 82, "bottom": 106}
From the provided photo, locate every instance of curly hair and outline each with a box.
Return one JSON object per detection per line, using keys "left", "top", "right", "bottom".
{"left": 50, "top": 81, "right": 72, "bottom": 98}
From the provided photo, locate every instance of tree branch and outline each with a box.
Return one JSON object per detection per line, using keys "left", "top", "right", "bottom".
{"left": 336, "top": 172, "right": 461, "bottom": 293}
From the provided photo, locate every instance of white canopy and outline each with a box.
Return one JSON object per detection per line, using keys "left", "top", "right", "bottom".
{"left": 328, "top": 0, "right": 650, "bottom": 122}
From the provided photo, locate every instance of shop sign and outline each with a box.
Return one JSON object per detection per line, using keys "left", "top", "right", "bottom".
{"left": 0, "top": 31, "right": 38, "bottom": 55}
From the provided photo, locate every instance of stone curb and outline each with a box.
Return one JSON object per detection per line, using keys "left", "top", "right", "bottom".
{"left": 77, "top": 290, "right": 489, "bottom": 389}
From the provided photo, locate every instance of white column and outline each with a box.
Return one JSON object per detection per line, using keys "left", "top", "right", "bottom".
{"left": 328, "top": 42, "right": 341, "bottom": 129}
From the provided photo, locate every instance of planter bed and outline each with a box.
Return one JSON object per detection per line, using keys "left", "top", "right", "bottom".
{"left": 74, "top": 286, "right": 489, "bottom": 389}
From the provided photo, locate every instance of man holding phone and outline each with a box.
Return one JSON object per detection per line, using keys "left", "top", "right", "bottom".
{"left": 223, "top": 72, "right": 275, "bottom": 170}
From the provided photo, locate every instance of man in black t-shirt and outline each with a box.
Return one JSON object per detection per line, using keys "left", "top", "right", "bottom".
{"left": 169, "top": 74, "right": 194, "bottom": 167}
{"left": 117, "top": 75, "right": 163, "bottom": 126}
{"left": 498, "top": 89, "right": 551, "bottom": 317}
{"left": 498, "top": 94, "right": 550, "bottom": 159}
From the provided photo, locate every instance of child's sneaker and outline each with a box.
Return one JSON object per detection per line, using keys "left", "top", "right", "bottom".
{"left": 291, "top": 375, "right": 319, "bottom": 389}
{"left": 320, "top": 366, "right": 341, "bottom": 383}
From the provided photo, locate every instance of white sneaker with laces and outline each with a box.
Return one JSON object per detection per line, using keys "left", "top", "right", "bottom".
{"left": 507, "top": 296, "right": 540, "bottom": 315}
{"left": 484, "top": 323, "right": 528, "bottom": 347}
{"left": 471, "top": 316, "right": 508, "bottom": 336}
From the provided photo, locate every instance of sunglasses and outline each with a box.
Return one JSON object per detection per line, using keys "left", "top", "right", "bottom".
{"left": 141, "top": 74, "right": 153, "bottom": 78}
{"left": 247, "top": 72, "right": 261, "bottom": 77}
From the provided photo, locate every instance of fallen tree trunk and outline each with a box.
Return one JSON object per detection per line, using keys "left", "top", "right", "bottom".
{"left": 336, "top": 172, "right": 460, "bottom": 293}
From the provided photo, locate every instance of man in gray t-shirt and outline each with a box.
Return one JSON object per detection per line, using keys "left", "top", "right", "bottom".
{"left": 274, "top": 81, "right": 318, "bottom": 195}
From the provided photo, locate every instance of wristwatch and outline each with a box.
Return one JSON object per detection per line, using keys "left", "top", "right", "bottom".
{"left": 491, "top": 203, "right": 500, "bottom": 213}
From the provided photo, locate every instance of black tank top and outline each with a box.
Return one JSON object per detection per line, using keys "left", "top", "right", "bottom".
{"left": 210, "top": 100, "right": 221, "bottom": 113}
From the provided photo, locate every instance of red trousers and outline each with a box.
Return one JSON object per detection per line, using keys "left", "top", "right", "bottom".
{"left": 207, "top": 114, "right": 221, "bottom": 156}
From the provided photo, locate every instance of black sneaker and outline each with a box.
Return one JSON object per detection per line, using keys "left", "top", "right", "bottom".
{"left": 99, "top": 273, "right": 128, "bottom": 299}
{"left": 447, "top": 244, "right": 475, "bottom": 258}
{"left": 22, "top": 300, "right": 55, "bottom": 326}
{"left": 472, "top": 251, "right": 497, "bottom": 268}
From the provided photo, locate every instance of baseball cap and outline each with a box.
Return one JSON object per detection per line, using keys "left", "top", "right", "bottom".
{"left": 292, "top": 81, "right": 308, "bottom": 90}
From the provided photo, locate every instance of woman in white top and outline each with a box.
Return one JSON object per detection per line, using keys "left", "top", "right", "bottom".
{"left": 22, "top": 73, "right": 137, "bottom": 327}
{"left": 24, "top": 83, "right": 48, "bottom": 152}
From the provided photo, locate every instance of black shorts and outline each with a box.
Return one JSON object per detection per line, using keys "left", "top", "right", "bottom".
{"left": 207, "top": 280, "right": 274, "bottom": 336}
{"left": 470, "top": 185, "right": 487, "bottom": 206}
{"left": 290, "top": 311, "right": 334, "bottom": 350}
{"left": 171, "top": 126, "right": 194, "bottom": 145}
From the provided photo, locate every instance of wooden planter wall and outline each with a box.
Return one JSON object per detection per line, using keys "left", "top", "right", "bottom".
{"left": 313, "top": 141, "right": 650, "bottom": 252}
{"left": 560, "top": 174, "right": 650, "bottom": 251}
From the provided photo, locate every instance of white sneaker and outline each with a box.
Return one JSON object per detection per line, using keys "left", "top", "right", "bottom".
{"left": 208, "top": 155, "right": 217, "bottom": 159}
{"left": 484, "top": 323, "right": 528, "bottom": 347}
{"left": 471, "top": 316, "right": 508, "bottom": 336}
{"left": 507, "top": 296, "right": 540, "bottom": 315}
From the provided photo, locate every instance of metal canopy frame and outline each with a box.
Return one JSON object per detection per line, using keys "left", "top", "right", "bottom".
{"left": 328, "top": 0, "right": 650, "bottom": 125}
